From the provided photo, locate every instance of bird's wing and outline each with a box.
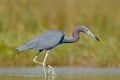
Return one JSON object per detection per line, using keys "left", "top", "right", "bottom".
{"left": 16, "top": 30, "right": 64, "bottom": 51}
{"left": 32, "top": 30, "right": 64, "bottom": 50}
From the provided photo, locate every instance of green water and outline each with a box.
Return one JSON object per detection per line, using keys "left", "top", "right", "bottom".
{"left": 0, "top": 74, "right": 120, "bottom": 80}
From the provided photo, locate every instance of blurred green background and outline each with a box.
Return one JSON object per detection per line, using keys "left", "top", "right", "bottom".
{"left": 0, "top": 0, "right": 119, "bottom": 67}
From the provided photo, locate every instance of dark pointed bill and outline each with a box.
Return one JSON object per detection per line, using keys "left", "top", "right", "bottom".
{"left": 95, "top": 36, "right": 100, "bottom": 41}
{"left": 86, "top": 30, "right": 100, "bottom": 41}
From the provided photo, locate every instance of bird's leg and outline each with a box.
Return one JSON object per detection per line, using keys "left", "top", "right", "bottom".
{"left": 42, "top": 50, "right": 50, "bottom": 76}
{"left": 43, "top": 50, "right": 56, "bottom": 76}
{"left": 33, "top": 50, "right": 56, "bottom": 76}
{"left": 33, "top": 51, "right": 48, "bottom": 76}
{"left": 33, "top": 51, "right": 43, "bottom": 65}
{"left": 33, "top": 56, "right": 43, "bottom": 65}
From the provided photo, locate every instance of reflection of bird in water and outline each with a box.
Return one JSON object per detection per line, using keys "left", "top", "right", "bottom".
{"left": 16, "top": 25, "right": 100, "bottom": 76}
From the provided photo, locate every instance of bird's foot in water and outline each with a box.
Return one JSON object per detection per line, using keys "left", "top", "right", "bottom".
{"left": 46, "top": 64, "right": 56, "bottom": 76}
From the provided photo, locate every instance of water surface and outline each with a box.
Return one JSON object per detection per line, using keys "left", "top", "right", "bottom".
{"left": 0, "top": 67, "right": 120, "bottom": 80}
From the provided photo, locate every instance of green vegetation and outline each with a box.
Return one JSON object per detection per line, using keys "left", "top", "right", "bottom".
{"left": 0, "top": 0, "right": 119, "bottom": 67}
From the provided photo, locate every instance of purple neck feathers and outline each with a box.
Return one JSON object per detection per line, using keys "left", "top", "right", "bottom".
{"left": 62, "top": 26, "right": 85, "bottom": 43}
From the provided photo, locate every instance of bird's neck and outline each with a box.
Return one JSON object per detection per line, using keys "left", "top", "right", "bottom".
{"left": 72, "top": 28, "right": 80, "bottom": 42}
{"left": 62, "top": 27, "right": 82, "bottom": 43}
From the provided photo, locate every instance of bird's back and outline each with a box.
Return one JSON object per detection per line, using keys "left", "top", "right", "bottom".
{"left": 16, "top": 30, "right": 64, "bottom": 51}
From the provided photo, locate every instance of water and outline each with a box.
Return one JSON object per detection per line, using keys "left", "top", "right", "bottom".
{"left": 0, "top": 67, "right": 120, "bottom": 80}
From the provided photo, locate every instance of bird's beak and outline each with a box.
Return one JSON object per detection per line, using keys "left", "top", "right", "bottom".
{"left": 95, "top": 36, "right": 100, "bottom": 41}
{"left": 86, "top": 30, "right": 100, "bottom": 41}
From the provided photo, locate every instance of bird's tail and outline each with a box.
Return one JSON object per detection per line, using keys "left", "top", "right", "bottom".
{"left": 16, "top": 45, "right": 27, "bottom": 51}
{"left": 16, "top": 42, "right": 33, "bottom": 51}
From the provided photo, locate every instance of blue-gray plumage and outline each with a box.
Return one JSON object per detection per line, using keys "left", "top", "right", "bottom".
{"left": 16, "top": 30, "right": 64, "bottom": 51}
{"left": 16, "top": 25, "right": 99, "bottom": 51}
{"left": 16, "top": 25, "right": 100, "bottom": 76}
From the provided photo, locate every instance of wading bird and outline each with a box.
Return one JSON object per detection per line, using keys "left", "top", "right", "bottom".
{"left": 16, "top": 25, "right": 100, "bottom": 76}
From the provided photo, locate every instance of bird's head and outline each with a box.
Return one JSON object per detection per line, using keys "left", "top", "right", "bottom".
{"left": 77, "top": 25, "right": 100, "bottom": 41}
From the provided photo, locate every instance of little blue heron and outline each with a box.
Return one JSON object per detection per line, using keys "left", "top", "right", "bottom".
{"left": 16, "top": 25, "right": 100, "bottom": 76}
